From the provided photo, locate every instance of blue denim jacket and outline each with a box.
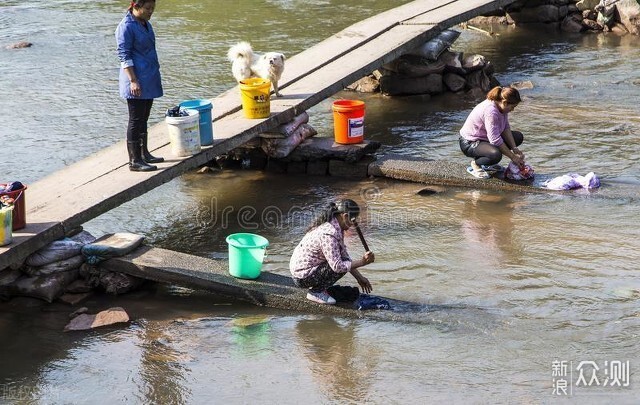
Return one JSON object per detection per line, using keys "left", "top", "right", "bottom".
{"left": 115, "top": 12, "right": 163, "bottom": 99}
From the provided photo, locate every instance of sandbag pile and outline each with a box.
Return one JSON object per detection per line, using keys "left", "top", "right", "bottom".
{"left": 260, "top": 111, "right": 318, "bottom": 158}
{"left": 0, "top": 231, "right": 146, "bottom": 303}
{"left": 215, "top": 110, "right": 319, "bottom": 169}
{"left": 4, "top": 231, "right": 94, "bottom": 302}
{"left": 347, "top": 30, "right": 500, "bottom": 97}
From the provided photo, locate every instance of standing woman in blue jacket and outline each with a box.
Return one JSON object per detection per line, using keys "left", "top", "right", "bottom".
{"left": 116, "top": 0, "right": 163, "bottom": 172}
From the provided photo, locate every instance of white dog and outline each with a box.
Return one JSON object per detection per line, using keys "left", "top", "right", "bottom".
{"left": 227, "top": 41, "right": 285, "bottom": 97}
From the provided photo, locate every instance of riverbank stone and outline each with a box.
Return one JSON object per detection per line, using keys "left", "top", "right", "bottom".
{"left": 306, "top": 161, "right": 329, "bottom": 176}
{"left": 5, "top": 41, "right": 32, "bottom": 49}
{"left": 285, "top": 137, "right": 380, "bottom": 163}
{"left": 329, "top": 156, "right": 376, "bottom": 179}
{"left": 64, "top": 306, "right": 129, "bottom": 331}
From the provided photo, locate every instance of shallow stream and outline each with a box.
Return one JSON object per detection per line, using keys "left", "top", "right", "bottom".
{"left": 1, "top": 1, "right": 639, "bottom": 402}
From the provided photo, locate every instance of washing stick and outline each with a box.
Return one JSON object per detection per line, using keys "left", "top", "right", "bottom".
{"left": 353, "top": 221, "right": 370, "bottom": 252}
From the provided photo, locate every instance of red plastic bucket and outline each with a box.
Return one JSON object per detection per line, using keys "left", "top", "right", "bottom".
{"left": 0, "top": 184, "right": 27, "bottom": 231}
{"left": 332, "top": 99, "right": 365, "bottom": 144}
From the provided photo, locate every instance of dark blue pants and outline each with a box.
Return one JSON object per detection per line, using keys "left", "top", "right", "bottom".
{"left": 127, "top": 99, "right": 153, "bottom": 142}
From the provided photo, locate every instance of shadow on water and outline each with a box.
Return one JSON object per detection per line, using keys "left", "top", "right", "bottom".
{"left": 293, "top": 317, "right": 375, "bottom": 401}
{"left": 0, "top": 285, "right": 239, "bottom": 400}
{"left": 134, "top": 318, "right": 192, "bottom": 404}
{"left": 0, "top": 283, "right": 502, "bottom": 400}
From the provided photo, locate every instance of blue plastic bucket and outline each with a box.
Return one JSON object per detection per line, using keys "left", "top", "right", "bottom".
{"left": 226, "top": 233, "right": 269, "bottom": 279}
{"left": 179, "top": 99, "right": 213, "bottom": 146}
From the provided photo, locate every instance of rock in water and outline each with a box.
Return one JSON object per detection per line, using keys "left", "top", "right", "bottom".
{"left": 6, "top": 41, "right": 33, "bottom": 49}
{"left": 64, "top": 307, "right": 130, "bottom": 331}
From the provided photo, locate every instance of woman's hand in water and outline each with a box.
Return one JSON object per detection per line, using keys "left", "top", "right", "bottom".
{"left": 511, "top": 153, "right": 525, "bottom": 169}
{"left": 350, "top": 268, "right": 373, "bottom": 294}
{"left": 356, "top": 274, "right": 372, "bottom": 294}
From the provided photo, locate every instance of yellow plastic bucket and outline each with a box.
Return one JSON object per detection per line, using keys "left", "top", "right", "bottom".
{"left": 239, "top": 78, "right": 271, "bottom": 119}
{"left": 0, "top": 206, "right": 13, "bottom": 246}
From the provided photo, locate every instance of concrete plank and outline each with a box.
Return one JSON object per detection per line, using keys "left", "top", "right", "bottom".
{"left": 103, "top": 246, "right": 475, "bottom": 323}
{"left": 0, "top": 221, "right": 65, "bottom": 269}
{"left": 276, "top": 0, "right": 453, "bottom": 88}
{"left": 369, "top": 154, "right": 557, "bottom": 193}
{"left": 406, "top": 0, "right": 517, "bottom": 26}
{"left": 272, "top": 25, "right": 440, "bottom": 109}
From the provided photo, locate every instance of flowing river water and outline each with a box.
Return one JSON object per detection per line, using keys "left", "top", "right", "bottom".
{"left": 1, "top": 1, "right": 640, "bottom": 403}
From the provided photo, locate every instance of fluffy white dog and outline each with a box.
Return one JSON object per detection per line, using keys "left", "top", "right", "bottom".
{"left": 227, "top": 41, "right": 285, "bottom": 97}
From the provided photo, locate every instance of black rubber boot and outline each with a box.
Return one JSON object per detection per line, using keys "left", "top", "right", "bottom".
{"left": 127, "top": 141, "right": 157, "bottom": 172}
{"left": 141, "top": 133, "right": 164, "bottom": 164}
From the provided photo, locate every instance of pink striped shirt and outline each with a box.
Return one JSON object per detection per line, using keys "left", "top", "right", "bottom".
{"left": 460, "top": 99, "right": 510, "bottom": 146}
{"left": 289, "top": 218, "right": 352, "bottom": 279}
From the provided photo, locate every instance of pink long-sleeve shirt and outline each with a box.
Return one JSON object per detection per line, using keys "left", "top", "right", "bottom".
{"left": 460, "top": 99, "right": 510, "bottom": 146}
{"left": 290, "top": 218, "right": 352, "bottom": 279}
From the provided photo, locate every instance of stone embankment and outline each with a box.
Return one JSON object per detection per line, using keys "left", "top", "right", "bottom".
{"left": 351, "top": 30, "right": 498, "bottom": 99}
{"left": 470, "top": 0, "right": 640, "bottom": 35}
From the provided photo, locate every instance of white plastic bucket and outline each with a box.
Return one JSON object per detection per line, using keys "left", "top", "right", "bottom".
{"left": 166, "top": 109, "right": 201, "bottom": 157}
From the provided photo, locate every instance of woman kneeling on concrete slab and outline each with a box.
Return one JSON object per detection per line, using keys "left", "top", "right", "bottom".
{"left": 116, "top": 0, "right": 164, "bottom": 172}
{"left": 290, "top": 199, "right": 374, "bottom": 305}
{"left": 459, "top": 86, "right": 527, "bottom": 179}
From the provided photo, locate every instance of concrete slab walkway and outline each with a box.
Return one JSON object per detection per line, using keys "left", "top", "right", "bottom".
{"left": 103, "top": 246, "right": 490, "bottom": 326}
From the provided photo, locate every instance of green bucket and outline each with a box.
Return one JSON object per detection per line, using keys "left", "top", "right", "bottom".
{"left": 226, "top": 233, "right": 269, "bottom": 279}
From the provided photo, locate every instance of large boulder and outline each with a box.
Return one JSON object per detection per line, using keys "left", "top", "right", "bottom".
{"left": 618, "top": 3, "right": 640, "bottom": 35}
{"left": 562, "top": 13, "right": 588, "bottom": 32}
{"left": 443, "top": 73, "right": 466, "bottom": 92}
{"left": 440, "top": 51, "right": 466, "bottom": 75}
{"left": 379, "top": 73, "right": 443, "bottom": 96}
{"left": 346, "top": 75, "right": 380, "bottom": 93}
{"left": 462, "top": 54, "right": 486, "bottom": 72}
{"left": 509, "top": 5, "right": 561, "bottom": 23}
{"left": 576, "top": 0, "right": 600, "bottom": 11}
{"left": 466, "top": 70, "right": 492, "bottom": 93}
